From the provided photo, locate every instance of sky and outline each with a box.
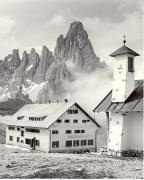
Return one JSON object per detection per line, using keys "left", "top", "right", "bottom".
{"left": 0, "top": 0, "right": 143, "bottom": 79}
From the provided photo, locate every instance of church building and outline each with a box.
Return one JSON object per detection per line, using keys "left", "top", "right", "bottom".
{"left": 2, "top": 101, "right": 100, "bottom": 153}
{"left": 93, "top": 37, "right": 143, "bottom": 157}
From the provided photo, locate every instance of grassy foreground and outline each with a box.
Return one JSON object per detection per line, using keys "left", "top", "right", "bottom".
{"left": 0, "top": 144, "right": 143, "bottom": 179}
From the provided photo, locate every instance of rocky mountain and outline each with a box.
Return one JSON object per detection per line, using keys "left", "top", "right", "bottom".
{"left": 54, "top": 22, "right": 106, "bottom": 72}
{"left": 0, "top": 21, "right": 108, "bottom": 104}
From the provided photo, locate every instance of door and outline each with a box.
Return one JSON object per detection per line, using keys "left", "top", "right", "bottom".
{"left": 21, "top": 130, "right": 24, "bottom": 137}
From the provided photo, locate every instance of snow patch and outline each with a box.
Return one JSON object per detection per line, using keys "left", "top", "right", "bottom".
{"left": 26, "top": 64, "right": 33, "bottom": 71}
{"left": 22, "top": 82, "right": 46, "bottom": 102}
{"left": 26, "top": 79, "right": 31, "bottom": 84}
{"left": 7, "top": 57, "right": 12, "bottom": 62}
{"left": 5, "top": 144, "right": 30, "bottom": 152}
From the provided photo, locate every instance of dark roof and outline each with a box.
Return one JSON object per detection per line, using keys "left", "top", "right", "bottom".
{"left": 93, "top": 80, "right": 143, "bottom": 112}
{"left": 109, "top": 45, "right": 139, "bottom": 57}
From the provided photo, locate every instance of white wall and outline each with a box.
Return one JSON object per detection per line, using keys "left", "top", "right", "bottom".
{"left": 6, "top": 126, "right": 50, "bottom": 152}
{"left": 49, "top": 104, "right": 98, "bottom": 153}
{"left": 6, "top": 104, "right": 99, "bottom": 153}
{"left": 108, "top": 111, "right": 143, "bottom": 151}
{"left": 122, "top": 112, "right": 143, "bottom": 150}
{"left": 108, "top": 113, "right": 124, "bottom": 151}
{"left": 112, "top": 54, "right": 135, "bottom": 102}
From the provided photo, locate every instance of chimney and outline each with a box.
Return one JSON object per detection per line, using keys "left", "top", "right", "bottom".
{"left": 65, "top": 99, "right": 68, "bottom": 103}
{"left": 56, "top": 99, "right": 59, "bottom": 103}
{"left": 48, "top": 100, "right": 51, "bottom": 104}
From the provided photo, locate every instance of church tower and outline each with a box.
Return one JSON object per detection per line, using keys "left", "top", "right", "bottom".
{"left": 110, "top": 35, "right": 139, "bottom": 102}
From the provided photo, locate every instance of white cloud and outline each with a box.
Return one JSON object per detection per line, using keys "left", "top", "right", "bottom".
{"left": 0, "top": 16, "right": 16, "bottom": 37}
{"left": 47, "top": 14, "right": 66, "bottom": 26}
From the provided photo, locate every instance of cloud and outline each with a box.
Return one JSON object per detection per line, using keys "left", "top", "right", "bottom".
{"left": 0, "top": 16, "right": 16, "bottom": 37}
{"left": 47, "top": 14, "right": 66, "bottom": 26}
{"left": 64, "top": 69, "right": 112, "bottom": 114}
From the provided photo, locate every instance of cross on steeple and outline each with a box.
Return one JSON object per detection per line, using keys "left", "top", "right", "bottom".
{"left": 123, "top": 34, "right": 126, "bottom": 46}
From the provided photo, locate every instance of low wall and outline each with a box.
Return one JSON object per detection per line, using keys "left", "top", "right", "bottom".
{"left": 100, "top": 147, "right": 143, "bottom": 157}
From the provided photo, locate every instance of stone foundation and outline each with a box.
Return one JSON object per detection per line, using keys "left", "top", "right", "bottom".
{"left": 100, "top": 147, "right": 143, "bottom": 157}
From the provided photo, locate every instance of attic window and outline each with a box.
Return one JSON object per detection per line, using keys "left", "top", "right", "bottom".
{"left": 67, "top": 109, "right": 78, "bottom": 114}
{"left": 17, "top": 116, "right": 24, "bottom": 120}
{"left": 128, "top": 57, "right": 134, "bottom": 72}
{"left": 29, "top": 116, "right": 47, "bottom": 121}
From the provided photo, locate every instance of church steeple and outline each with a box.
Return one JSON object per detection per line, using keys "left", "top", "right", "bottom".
{"left": 110, "top": 36, "right": 139, "bottom": 102}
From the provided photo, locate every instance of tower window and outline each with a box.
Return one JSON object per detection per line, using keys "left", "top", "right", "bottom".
{"left": 128, "top": 57, "right": 134, "bottom": 72}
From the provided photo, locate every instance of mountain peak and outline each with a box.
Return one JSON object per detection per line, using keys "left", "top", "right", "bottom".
{"left": 30, "top": 48, "right": 36, "bottom": 54}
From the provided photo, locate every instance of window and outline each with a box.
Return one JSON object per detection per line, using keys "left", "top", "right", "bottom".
{"left": 52, "top": 130, "right": 58, "bottom": 134}
{"left": 87, "top": 119, "right": 90, "bottom": 122}
{"left": 65, "top": 130, "right": 72, "bottom": 134}
{"left": 73, "top": 109, "right": 78, "bottom": 114}
{"left": 17, "top": 137, "right": 20, "bottom": 142}
{"left": 52, "top": 141, "right": 59, "bottom": 148}
{"left": 73, "top": 140, "right": 79, "bottom": 147}
{"left": 73, "top": 119, "right": 78, "bottom": 123}
{"left": 25, "top": 138, "right": 31, "bottom": 145}
{"left": 88, "top": 139, "right": 93, "bottom": 145}
{"left": 81, "top": 140, "right": 87, "bottom": 146}
{"left": 74, "top": 130, "right": 80, "bottom": 134}
{"left": 56, "top": 119, "right": 62, "bottom": 123}
{"left": 128, "top": 57, "right": 134, "bottom": 72}
{"left": 21, "top": 131, "right": 24, "bottom": 137}
{"left": 36, "top": 140, "right": 40, "bottom": 146}
{"left": 8, "top": 126, "right": 14, "bottom": 130}
{"left": 21, "top": 140, "right": 24, "bottom": 143}
{"left": 67, "top": 110, "right": 73, "bottom": 114}
{"left": 17, "top": 127, "right": 20, "bottom": 131}
{"left": 82, "top": 120, "right": 87, "bottom": 123}
{"left": 65, "top": 119, "right": 70, "bottom": 123}
{"left": 9, "top": 136, "right": 13, "bottom": 141}
{"left": 66, "top": 141, "right": 72, "bottom": 147}
{"left": 29, "top": 116, "right": 47, "bottom": 121}
{"left": 81, "top": 130, "right": 85, "bottom": 133}
{"left": 17, "top": 116, "right": 24, "bottom": 120}
{"left": 67, "top": 109, "right": 78, "bottom": 114}
{"left": 25, "top": 128, "right": 40, "bottom": 133}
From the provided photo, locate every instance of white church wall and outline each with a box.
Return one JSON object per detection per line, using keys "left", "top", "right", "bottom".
{"left": 108, "top": 112, "right": 124, "bottom": 151}
{"left": 112, "top": 54, "right": 135, "bottom": 102}
{"left": 122, "top": 112, "right": 143, "bottom": 150}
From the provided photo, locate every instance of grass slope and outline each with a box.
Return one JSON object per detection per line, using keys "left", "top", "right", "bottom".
{"left": 0, "top": 144, "right": 143, "bottom": 179}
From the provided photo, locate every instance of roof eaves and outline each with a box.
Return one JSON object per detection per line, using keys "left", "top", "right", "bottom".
{"left": 93, "top": 90, "right": 112, "bottom": 112}
{"left": 75, "top": 103, "right": 101, "bottom": 128}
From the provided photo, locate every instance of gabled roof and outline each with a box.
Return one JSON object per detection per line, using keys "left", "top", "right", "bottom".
{"left": 93, "top": 80, "right": 143, "bottom": 113}
{"left": 1, "top": 101, "right": 100, "bottom": 128}
{"left": 109, "top": 45, "right": 139, "bottom": 57}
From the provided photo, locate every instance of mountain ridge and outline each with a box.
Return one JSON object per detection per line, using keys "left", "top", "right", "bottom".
{"left": 0, "top": 21, "right": 108, "bottom": 104}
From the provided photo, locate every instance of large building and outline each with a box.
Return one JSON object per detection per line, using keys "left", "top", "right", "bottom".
{"left": 93, "top": 38, "right": 143, "bottom": 157}
{"left": 2, "top": 101, "right": 100, "bottom": 153}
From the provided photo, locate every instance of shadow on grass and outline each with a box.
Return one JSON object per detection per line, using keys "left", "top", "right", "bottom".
{"left": 20, "top": 168, "right": 116, "bottom": 179}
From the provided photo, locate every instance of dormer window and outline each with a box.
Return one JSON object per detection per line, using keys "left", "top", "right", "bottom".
{"left": 128, "top": 57, "right": 134, "bottom": 72}
{"left": 29, "top": 116, "right": 47, "bottom": 121}
{"left": 17, "top": 116, "right": 24, "bottom": 120}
